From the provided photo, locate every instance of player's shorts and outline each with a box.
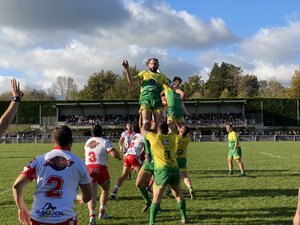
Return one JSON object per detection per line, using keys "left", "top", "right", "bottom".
{"left": 154, "top": 167, "right": 180, "bottom": 188}
{"left": 124, "top": 154, "right": 143, "bottom": 168}
{"left": 141, "top": 161, "right": 154, "bottom": 175}
{"left": 87, "top": 164, "right": 110, "bottom": 185}
{"left": 139, "top": 92, "right": 163, "bottom": 112}
{"left": 167, "top": 106, "right": 183, "bottom": 121}
{"left": 30, "top": 217, "right": 77, "bottom": 225}
{"left": 228, "top": 147, "right": 242, "bottom": 160}
{"left": 176, "top": 157, "right": 187, "bottom": 171}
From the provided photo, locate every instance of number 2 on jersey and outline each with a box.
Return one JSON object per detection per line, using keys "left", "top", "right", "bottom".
{"left": 45, "top": 176, "right": 63, "bottom": 198}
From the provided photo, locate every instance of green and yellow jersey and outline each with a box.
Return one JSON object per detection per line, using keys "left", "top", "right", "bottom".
{"left": 144, "top": 131, "right": 178, "bottom": 170}
{"left": 163, "top": 84, "right": 182, "bottom": 108}
{"left": 176, "top": 135, "right": 190, "bottom": 159}
{"left": 228, "top": 130, "right": 240, "bottom": 149}
{"left": 138, "top": 71, "right": 170, "bottom": 98}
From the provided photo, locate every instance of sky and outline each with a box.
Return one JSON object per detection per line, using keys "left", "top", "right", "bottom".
{"left": 0, "top": 0, "right": 299, "bottom": 94}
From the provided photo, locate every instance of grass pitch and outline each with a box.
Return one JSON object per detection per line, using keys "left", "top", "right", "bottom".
{"left": 0, "top": 141, "right": 299, "bottom": 225}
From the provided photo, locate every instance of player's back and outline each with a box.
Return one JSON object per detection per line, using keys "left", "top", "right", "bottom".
{"left": 84, "top": 136, "right": 114, "bottom": 166}
{"left": 146, "top": 132, "right": 178, "bottom": 169}
{"left": 126, "top": 133, "right": 144, "bottom": 156}
{"left": 28, "top": 148, "right": 90, "bottom": 223}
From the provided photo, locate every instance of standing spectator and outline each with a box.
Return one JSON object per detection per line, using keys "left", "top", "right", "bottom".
{"left": 226, "top": 124, "right": 246, "bottom": 176}
{"left": 0, "top": 79, "right": 23, "bottom": 137}
{"left": 12, "top": 125, "right": 92, "bottom": 225}
{"left": 84, "top": 124, "right": 121, "bottom": 224}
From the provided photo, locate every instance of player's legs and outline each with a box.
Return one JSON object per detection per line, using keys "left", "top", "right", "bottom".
{"left": 180, "top": 170, "right": 195, "bottom": 200}
{"left": 99, "top": 181, "right": 110, "bottom": 219}
{"left": 170, "top": 184, "right": 187, "bottom": 224}
{"left": 88, "top": 183, "right": 98, "bottom": 224}
{"left": 233, "top": 148, "right": 245, "bottom": 176}
{"left": 111, "top": 166, "right": 131, "bottom": 197}
{"left": 136, "top": 168, "right": 152, "bottom": 212}
{"left": 152, "top": 185, "right": 166, "bottom": 204}
{"left": 149, "top": 185, "right": 166, "bottom": 225}
{"left": 152, "top": 110, "right": 163, "bottom": 132}
{"left": 140, "top": 109, "right": 152, "bottom": 130}
{"left": 227, "top": 157, "right": 233, "bottom": 174}
{"left": 88, "top": 183, "right": 98, "bottom": 213}
{"left": 236, "top": 159, "right": 246, "bottom": 176}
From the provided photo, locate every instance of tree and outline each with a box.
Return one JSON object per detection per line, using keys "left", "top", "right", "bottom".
{"left": 108, "top": 65, "right": 140, "bottom": 100}
{"left": 220, "top": 88, "right": 231, "bottom": 98}
{"left": 77, "top": 70, "right": 119, "bottom": 100}
{"left": 205, "top": 62, "right": 242, "bottom": 98}
{"left": 260, "top": 80, "right": 287, "bottom": 98}
{"left": 181, "top": 75, "right": 205, "bottom": 99}
{"left": 22, "top": 86, "right": 55, "bottom": 101}
{"left": 237, "top": 75, "right": 260, "bottom": 97}
{"left": 258, "top": 80, "right": 268, "bottom": 96}
{"left": 287, "top": 70, "right": 300, "bottom": 98}
{"left": 48, "top": 76, "right": 78, "bottom": 100}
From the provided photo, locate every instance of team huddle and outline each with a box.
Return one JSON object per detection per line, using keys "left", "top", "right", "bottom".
{"left": 11, "top": 58, "right": 249, "bottom": 225}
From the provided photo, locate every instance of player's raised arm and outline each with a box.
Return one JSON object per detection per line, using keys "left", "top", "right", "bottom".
{"left": 0, "top": 79, "right": 23, "bottom": 137}
{"left": 122, "top": 59, "right": 139, "bottom": 86}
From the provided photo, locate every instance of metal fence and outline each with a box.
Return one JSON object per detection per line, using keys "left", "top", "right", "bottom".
{"left": 1, "top": 135, "right": 300, "bottom": 144}
{"left": 191, "top": 135, "right": 300, "bottom": 142}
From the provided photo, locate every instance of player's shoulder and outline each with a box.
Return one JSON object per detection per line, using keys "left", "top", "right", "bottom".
{"left": 134, "top": 132, "right": 142, "bottom": 137}
{"left": 138, "top": 70, "right": 148, "bottom": 77}
{"left": 145, "top": 131, "right": 156, "bottom": 138}
{"left": 121, "top": 130, "right": 127, "bottom": 136}
{"left": 86, "top": 136, "right": 100, "bottom": 143}
{"left": 85, "top": 136, "right": 106, "bottom": 146}
{"left": 135, "top": 133, "right": 145, "bottom": 140}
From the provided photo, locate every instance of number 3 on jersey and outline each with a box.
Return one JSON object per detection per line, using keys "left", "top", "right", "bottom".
{"left": 88, "top": 151, "right": 96, "bottom": 163}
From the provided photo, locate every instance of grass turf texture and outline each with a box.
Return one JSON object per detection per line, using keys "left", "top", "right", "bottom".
{"left": 0, "top": 142, "right": 299, "bottom": 225}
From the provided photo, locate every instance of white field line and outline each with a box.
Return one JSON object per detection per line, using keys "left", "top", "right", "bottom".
{"left": 259, "top": 152, "right": 282, "bottom": 159}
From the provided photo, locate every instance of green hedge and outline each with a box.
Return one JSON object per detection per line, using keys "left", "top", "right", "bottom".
{"left": 1, "top": 98, "right": 300, "bottom": 127}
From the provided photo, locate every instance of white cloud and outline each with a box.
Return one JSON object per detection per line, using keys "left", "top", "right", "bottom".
{"left": 240, "top": 21, "right": 300, "bottom": 64}
{"left": 248, "top": 61, "right": 297, "bottom": 86}
{"left": 0, "top": 0, "right": 299, "bottom": 94}
{"left": 197, "top": 20, "right": 300, "bottom": 84}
